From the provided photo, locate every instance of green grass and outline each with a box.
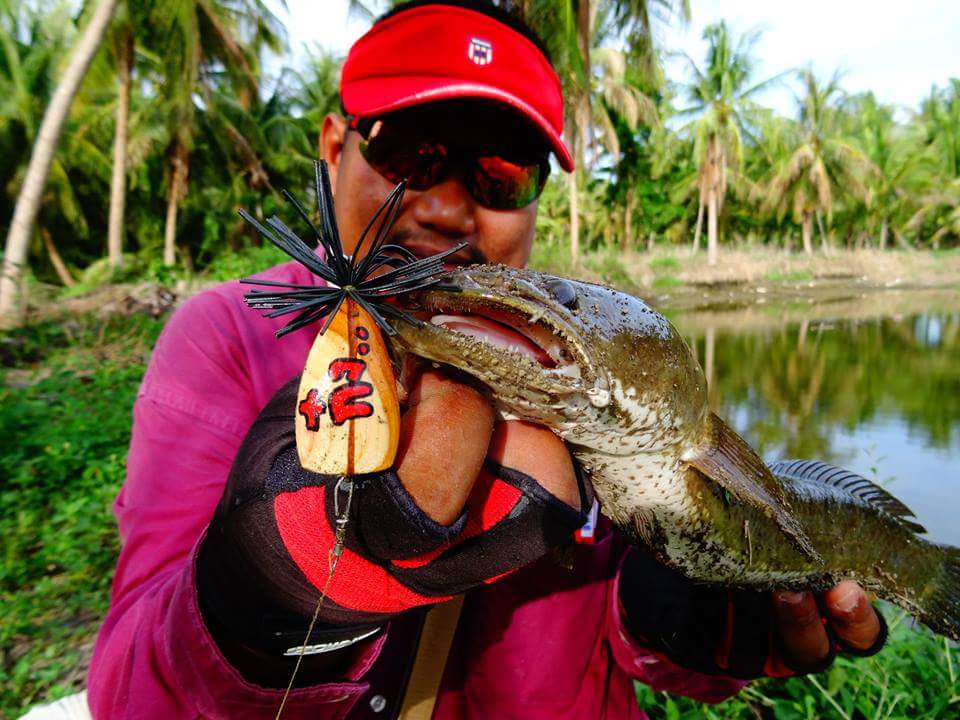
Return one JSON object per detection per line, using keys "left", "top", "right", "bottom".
{"left": 650, "top": 256, "right": 681, "bottom": 272}
{"left": 201, "top": 243, "right": 288, "bottom": 282}
{"left": 584, "top": 248, "right": 639, "bottom": 291}
{"left": 765, "top": 270, "right": 815, "bottom": 284}
{"left": 49, "top": 244, "right": 289, "bottom": 304}
{"left": 652, "top": 275, "right": 683, "bottom": 289}
{"left": 1, "top": 314, "right": 163, "bottom": 718}
{"left": 3, "top": 308, "right": 959, "bottom": 718}
{"left": 639, "top": 610, "right": 960, "bottom": 718}
{"left": 528, "top": 238, "right": 577, "bottom": 276}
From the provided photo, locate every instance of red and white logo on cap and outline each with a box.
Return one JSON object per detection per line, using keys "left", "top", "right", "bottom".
{"left": 468, "top": 37, "right": 492, "bottom": 65}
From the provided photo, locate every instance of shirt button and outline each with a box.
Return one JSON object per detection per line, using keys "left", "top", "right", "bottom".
{"left": 369, "top": 694, "right": 387, "bottom": 713}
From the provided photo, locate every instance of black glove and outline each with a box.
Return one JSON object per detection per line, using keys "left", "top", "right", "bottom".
{"left": 618, "top": 547, "right": 888, "bottom": 679}
{"left": 198, "top": 376, "right": 591, "bottom": 661}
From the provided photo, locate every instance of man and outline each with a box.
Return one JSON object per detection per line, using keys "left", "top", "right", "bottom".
{"left": 87, "top": 2, "right": 884, "bottom": 718}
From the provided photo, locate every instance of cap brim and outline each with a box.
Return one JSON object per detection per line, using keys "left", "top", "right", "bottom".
{"left": 344, "top": 76, "right": 575, "bottom": 172}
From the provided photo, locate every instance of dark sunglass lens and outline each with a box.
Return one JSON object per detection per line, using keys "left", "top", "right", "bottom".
{"left": 358, "top": 121, "right": 447, "bottom": 190}
{"left": 472, "top": 156, "right": 545, "bottom": 209}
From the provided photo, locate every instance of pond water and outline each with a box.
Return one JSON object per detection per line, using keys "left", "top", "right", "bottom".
{"left": 669, "top": 295, "right": 960, "bottom": 546}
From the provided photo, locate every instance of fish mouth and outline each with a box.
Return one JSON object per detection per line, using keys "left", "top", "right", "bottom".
{"left": 389, "top": 268, "right": 606, "bottom": 417}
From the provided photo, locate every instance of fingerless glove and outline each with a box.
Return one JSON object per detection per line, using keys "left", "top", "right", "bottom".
{"left": 618, "top": 547, "right": 888, "bottom": 679}
{"left": 199, "top": 377, "right": 591, "bottom": 658}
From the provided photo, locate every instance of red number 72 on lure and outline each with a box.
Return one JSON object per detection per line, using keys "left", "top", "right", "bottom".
{"left": 239, "top": 160, "right": 465, "bottom": 475}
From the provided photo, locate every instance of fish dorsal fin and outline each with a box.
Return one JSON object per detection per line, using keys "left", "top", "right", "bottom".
{"left": 687, "top": 413, "right": 821, "bottom": 563}
{"left": 770, "top": 459, "right": 927, "bottom": 534}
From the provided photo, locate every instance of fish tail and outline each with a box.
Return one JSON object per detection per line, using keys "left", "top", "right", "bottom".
{"left": 917, "top": 545, "right": 960, "bottom": 641}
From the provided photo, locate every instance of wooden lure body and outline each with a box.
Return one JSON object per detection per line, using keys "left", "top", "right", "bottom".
{"left": 296, "top": 299, "right": 400, "bottom": 475}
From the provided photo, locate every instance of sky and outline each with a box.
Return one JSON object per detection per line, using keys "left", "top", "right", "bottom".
{"left": 268, "top": 0, "right": 960, "bottom": 117}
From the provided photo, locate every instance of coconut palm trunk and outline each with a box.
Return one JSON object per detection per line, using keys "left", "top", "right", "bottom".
{"left": 0, "top": 0, "right": 118, "bottom": 327}
{"left": 802, "top": 212, "right": 814, "bottom": 255}
{"left": 707, "top": 186, "right": 719, "bottom": 266}
{"left": 163, "top": 142, "right": 189, "bottom": 266}
{"left": 623, "top": 188, "right": 633, "bottom": 251}
{"left": 568, "top": 170, "right": 580, "bottom": 265}
{"left": 816, "top": 211, "right": 830, "bottom": 255}
{"left": 706, "top": 135, "right": 723, "bottom": 267}
{"left": 41, "top": 227, "right": 75, "bottom": 287}
{"left": 108, "top": 29, "right": 133, "bottom": 269}
{"left": 692, "top": 199, "right": 704, "bottom": 254}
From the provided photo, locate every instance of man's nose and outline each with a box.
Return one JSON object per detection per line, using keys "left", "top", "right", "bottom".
{"left": 410, "top": 177, "right": 477, "bottom": 238}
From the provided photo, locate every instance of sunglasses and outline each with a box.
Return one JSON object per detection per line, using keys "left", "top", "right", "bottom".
{"left": 348, "top": 115, "right": 550, "bottom": 210}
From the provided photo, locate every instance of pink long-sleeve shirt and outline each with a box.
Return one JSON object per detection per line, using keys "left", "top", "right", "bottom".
{"left": 87, "top": 259, "right": 744, "bottom": 719}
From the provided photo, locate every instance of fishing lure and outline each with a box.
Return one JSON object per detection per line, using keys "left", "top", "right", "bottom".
{"left": 239, "top": 160, "right": 464, "bottom": 475}
{"left": 238, "top": 160, "right": 464, "bottom": 718}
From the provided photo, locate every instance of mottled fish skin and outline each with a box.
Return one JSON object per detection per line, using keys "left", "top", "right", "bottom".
{"left": 389, "top": 265, "right": 960, "bottom": 640}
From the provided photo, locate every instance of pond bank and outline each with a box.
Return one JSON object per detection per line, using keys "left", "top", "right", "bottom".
{"left": 14, "top": 247, "right": 960, "bottom": 327}
{"left": 644, "top": 248, "right": 960, "bottom": 314}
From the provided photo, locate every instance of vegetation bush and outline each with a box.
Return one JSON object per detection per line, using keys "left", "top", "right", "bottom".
{"left": 0, "top": 315, "right": 162, "bottom": 717}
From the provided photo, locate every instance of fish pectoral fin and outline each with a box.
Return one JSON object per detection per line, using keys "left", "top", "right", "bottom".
{"left": 686, "top": 413, "right": 822, "bottom": 564}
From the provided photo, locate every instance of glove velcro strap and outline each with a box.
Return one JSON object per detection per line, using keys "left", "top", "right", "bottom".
{"left": 274, "top": 485, "right": 455, "bottom": 614}
{"left": 274, "top": 458, "right": 588, "bottom": 610}
{"left": 267, "top": 446, "right": 468, "bottom": 560}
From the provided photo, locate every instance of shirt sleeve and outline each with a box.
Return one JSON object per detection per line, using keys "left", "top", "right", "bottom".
{"left": 86, "top": 289, "right": 385, "bottom": 719}
{"left": 605, "top": 538, "right": 747, "bottom": 705}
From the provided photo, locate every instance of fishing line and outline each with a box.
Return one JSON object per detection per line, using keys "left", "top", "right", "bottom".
{"left": 275, "top": 476, "right": 355, "bottom": 720}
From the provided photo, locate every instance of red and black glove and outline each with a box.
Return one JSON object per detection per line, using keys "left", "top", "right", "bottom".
{"left": 618, "top": 547, "right": 888, "bottom": 679}
{"left": 198, "top": 376, "right": 591, "bottom": 663}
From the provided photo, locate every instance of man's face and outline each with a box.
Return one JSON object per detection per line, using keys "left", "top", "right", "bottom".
{"left": 320, "top": 102, "right": 548, "bottom": 269}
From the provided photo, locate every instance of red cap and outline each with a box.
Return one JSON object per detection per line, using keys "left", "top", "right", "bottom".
{"left": 341, "top": 4, "right": 574, "bottom": 171}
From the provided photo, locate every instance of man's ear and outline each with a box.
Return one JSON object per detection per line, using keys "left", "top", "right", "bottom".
{"left": 320, "top": 113, "right": 347, "bottom": 187}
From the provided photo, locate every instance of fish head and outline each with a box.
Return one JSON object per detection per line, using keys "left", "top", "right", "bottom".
{"left": 389, "top": 265, "right": 708, "bottom": 455}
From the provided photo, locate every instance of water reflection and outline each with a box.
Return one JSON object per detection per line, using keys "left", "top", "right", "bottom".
{"left": 673, "top": 308, "right": 960, "bottom": 545}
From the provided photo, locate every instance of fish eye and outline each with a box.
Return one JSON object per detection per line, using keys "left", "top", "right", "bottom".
{"left": 545, "top": 278, "right": 577, "bottom": 309}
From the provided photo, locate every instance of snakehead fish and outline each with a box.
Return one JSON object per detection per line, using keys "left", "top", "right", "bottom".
{"left": 387, "top": 264, "right": 960, "bottom": 641}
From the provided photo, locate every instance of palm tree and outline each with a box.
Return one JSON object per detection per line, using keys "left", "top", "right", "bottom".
{"left": 287, "top": 48, "right": 342, "bottom": 159}
{"left": 0, "top": 3, "right": 113, "bottom": 291}
{"left": 0, "top": 0, "right": 118, "bottom": 328}
{"left": 764, "top": 70, "right": 874, "bottom": 255}
{"left": 844, "top": 92, "right": 923, "bottom": 249}
{"left": 906, "top": 81, "right": 960, "bottom": 248}
{"left": 529, "top": 1, "right": 682, "bottom": 265}
{"left": 678, "top": 20, "right": 779, "bottom": 266}
{"left": 143, "top": 0, "right": 284, "bottom": 266}
{"left": 106, "top": 4, "right": 136, "bottom": 268}
{"left": 918, "top": 80, "right": 960, "bottom": 180}
{"left": 905, "top": 178, "right": 960, "bottom": 249}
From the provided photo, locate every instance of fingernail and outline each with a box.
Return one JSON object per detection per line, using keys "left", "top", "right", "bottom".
{"left": 834, "top": 583, "right": 859, "bottom": 613}
{"left": 776, "top": 590, "right": 805, "bottom": 605}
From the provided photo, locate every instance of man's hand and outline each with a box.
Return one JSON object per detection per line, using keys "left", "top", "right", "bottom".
{"left": 773, "top": 579, "right": 884, "bottom": 666}
{"left": 619, "top": 549, "right": 888, "bottom": 679}
{"left": 398, "top": 369, "right": 579, "bottom": 525}
{"left": 200, "top": 368, "right": 588, "bottom": 656}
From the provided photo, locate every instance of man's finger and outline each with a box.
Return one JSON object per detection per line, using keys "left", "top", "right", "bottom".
{"left": 396, "top": 370, "right": 494, "bottom": 524}
{"left": 823, "top": 580, "right": 882, "bottom": 651}
{"left": 772, "top": 590, "right": 830, "bottom": 666}
{"left": 488, "top": 420, "right": 579, "bottom": 510}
